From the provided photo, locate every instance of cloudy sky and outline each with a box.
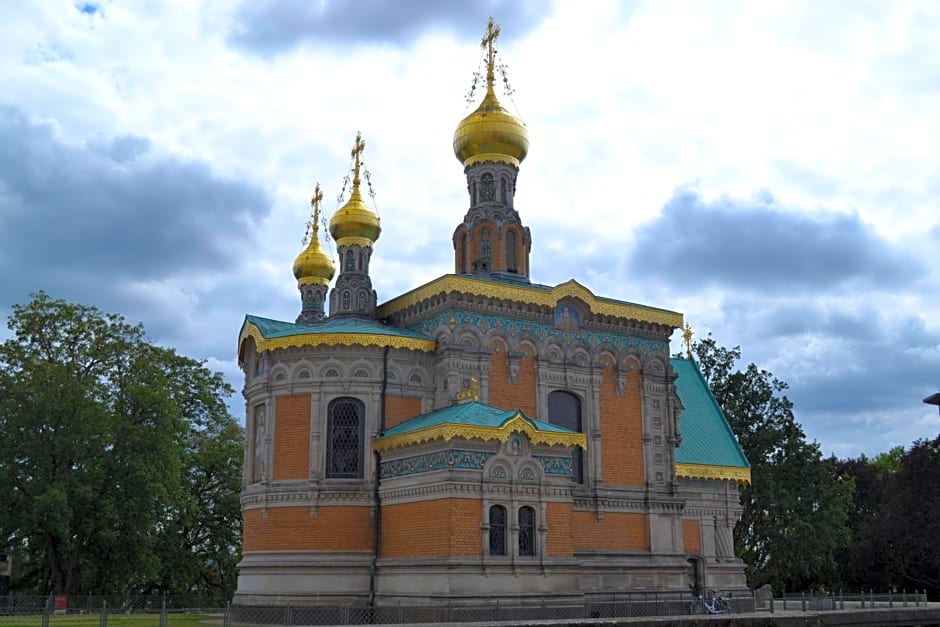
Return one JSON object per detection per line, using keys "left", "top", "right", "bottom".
{"left": 2, "top": 0, "right": 938, "bottom": 458}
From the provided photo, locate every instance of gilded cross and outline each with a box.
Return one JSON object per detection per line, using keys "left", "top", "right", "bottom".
{"left": 350, "top": 131, "right": 365, "bottom": 186}
{"left": 683, "top": 323, "right": 694, "bottom": 360}
{"left": 310, "top": 183, "right": 323, "bottom": 236}
{"left": 481, "top": 17, "right": 501, "bottom": 84}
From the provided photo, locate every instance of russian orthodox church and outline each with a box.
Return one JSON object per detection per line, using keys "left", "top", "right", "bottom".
{"left": 235, "top": 19, "right": 750, "bottom": 606}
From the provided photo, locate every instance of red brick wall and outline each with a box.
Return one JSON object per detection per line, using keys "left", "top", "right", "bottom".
{"left": 243, "top": 506, "right": 372, "bottom": 551}
{"left": 572, "top": 511, "right": 649, "bottom": 551}
{"left": 546, "top": 501, "right": 574, "bottom": 557}
{"left": 382, "top": 499, "right": 480, "bottom": 557}
{"left": 599, "top": 362, "right": 644, "bottom": 486}
{"left": 683, "top": 518, "right": 702, "bottom": 553}
{"left": 273, "top": 394, "right": 310, "bottom": 480}
{"left": 384, "top": 395, "right": 423, "bottom": 430}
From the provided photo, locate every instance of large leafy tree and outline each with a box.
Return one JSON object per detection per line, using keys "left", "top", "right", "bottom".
{"left": 0, "top": 293, "right": 242, "bottom": 597}
{"left": 692, "top": 336, "right": 852, "bottom": 592}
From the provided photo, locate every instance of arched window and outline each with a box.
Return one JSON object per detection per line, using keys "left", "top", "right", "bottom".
{"left": 506, "top": 229, "right": 517, "bottom": 272}
{"left": 500, "top": 177, "right": 507, "bottom": 202}
{"left": 480, "top": 229, "right": 492, "bottom": 266}
{"left": 252, "top": 404, "right": 265, "bottom": 483}
{"left": 358, "top": 252, "right": 363, "bottom": 271}
{"left": 489, "top": 505, "right": 507, "bottom": 555}
{"left": 357, "top": 290, "right": 366, "bottom": 311}
{"left": 518, "top": 506, "right": 536, "bottom": 556}
{"left": 460, "top": 232, "right": 468, "bottom": 274}
{"left": 548, "top": 391, "right": 583, "bottom": 483}
{"left": 345, "top": 250, "right": 355, "bottom": 271}
{"left": 480, "top": 173, "right": 496, "bottom": 201}
{"left": 327, "top": 398, "right": 364, "bottom": 478}
{"left": 342, "top": 290, "right": 351, "bottom": 310}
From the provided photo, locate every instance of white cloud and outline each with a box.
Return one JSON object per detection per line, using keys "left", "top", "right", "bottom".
{"left": 1, "top": 0, "right": 937, "bottom": 456}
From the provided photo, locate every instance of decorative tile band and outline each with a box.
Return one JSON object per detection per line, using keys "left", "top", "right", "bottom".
{"left": 411, "top": 310, "right": 667, "bottom": 354}
{"left": 534, "top": 455, "right": 573, "bottom": 477}
{"left": 380, "top": 450, "right": 493, "bottom": 479}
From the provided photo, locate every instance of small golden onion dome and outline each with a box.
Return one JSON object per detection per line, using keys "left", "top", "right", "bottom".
{"left": 453, "top": 85, "right": 529, "bottom": 168}
{"left": 292, "top": 235, "right": 335, "bottom": 286}
{"left": 329, "top": 185, "right": 382, "bottom": 247}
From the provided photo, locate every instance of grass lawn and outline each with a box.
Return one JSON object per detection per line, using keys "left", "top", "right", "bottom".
{"left": 0, "top": 614, "right": 216, "bottom": 627}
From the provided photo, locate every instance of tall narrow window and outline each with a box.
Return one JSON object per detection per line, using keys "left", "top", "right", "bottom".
{"left": 357, "top": 290, "right": 366, "bottom": 311}
{"left": 460, "top": 233, "right": 468, "bottom": 274}
{"left": 480, "top": 173, "right": 496, "bottom": 201}
{"left": 480, "top": 229, "right": 492, "bottom": 266}
{"left": 489, "top": 505, "right": 507, "bottom": 556}
{"left": 342, "top": 290, "right": 351, "bottom": 309}
{"left": 548, "top": 391, "right": 583, "bottom": 483}
{"left": 518, "top": 506, "right": 536, "bottom": 556}
{"left": 358, "top": 252, "right": 363, "bottom": 271}
{"left": 252, "top": 405, "right": 265, "bottom": 483}
{"left": 506, "top": 230, "right": 517, "bottom": 272}
{"left": 500, "top": 178, "right": 507, "bottom": 202}
{"left": 327, "top": 398, "right": 364, "bottom": 478}
{"left": 345, "top": 250, "right": 355, "bottom": 271}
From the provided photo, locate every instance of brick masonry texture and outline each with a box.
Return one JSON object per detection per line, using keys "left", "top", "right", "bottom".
{"left": 683, "top": 518, "right": 702, "bottom": 553}
{"left": 243, "top": 505, "right": 372, "bottom": 551}
{"left": 384, "top": 395, "right": 423, "bottom": 430}
{"left": 572, "top": 512, "right": 649, "bottom": 551}
{"left": 382, "top": 499, "right": 480, "bottom": 558}
{"left": 273, "top": 394, "right": 311, "bottom": 480}
{"left": 600, "top": 363, "right": 644, "bottom": 486}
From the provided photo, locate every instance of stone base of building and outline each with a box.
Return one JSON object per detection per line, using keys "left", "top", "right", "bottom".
{"left": 234, "top": 552, "right": 748, "bottom": 606}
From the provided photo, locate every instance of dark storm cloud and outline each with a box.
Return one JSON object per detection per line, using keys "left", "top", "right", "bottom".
{"left": 711, "top": 298, "right": 940, "bottom": 451}
{"left": 228, "top": 0, "right": 546, "bottom": 55}
{"left": 0, "top": 106, "right": 271, "bottom": 302}
{"left": 628, "top": 188, "right": 923, "bottom": 292}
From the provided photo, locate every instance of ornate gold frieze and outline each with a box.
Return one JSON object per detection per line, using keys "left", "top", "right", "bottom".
{"left": 373, "top": 414, "right": 587, "bottom": 453}
{"left": 675, "top": 463, "right": 751, "bottom": 485}
{"left": 239, "top": 321, "right": 436, "bottom": 356}
{"left": 377, "top": 276, "right": 683, "bottom": 329}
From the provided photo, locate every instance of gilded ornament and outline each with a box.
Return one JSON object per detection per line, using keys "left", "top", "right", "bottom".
{"left": 675, "top": 462, "right": 751, "bottom": 485}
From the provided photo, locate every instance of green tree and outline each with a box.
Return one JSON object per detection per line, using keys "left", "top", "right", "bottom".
{"left": 0, "top": 292, "right": 242, "bottom": 597}
{"left": 692, "top": 335, "right": 852, "bottom": 592}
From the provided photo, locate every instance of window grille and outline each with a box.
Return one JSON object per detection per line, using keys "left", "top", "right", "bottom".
{"left": 480, "top": 173, "right": 496, "bottom": 201}
{"left": 489, "top": 505, "right": 507, "bottom": 555}
{"left": 518, "top": 506, "right": 536, "bottom": 556}
{"left": 327, "top": 398, "right": 364, "bottom": 478}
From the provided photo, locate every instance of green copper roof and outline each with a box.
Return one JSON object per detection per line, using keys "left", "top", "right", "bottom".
{"left": 381, "top": 401, "right": 575, "bottom": 437}
{"left": 242, "top": 314, "right": 432, "bottom": 341}
{"left": 673, "top": 358, "right": 750, "bottom": 469}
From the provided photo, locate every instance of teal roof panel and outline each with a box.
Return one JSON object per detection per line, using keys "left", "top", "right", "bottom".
{"left": 672, "top": 358, "right": 750, "bottom": 469}
{"left": 380, "top": 401, "right": 577, "bottom": 438}
{"left": 243, "top": 314, "right": 431, "bottom": 341}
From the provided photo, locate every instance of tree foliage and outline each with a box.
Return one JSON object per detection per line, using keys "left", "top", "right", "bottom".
{"left": 692, "top": 335, "right": 852, "bottom": 592}
{"left": 836, "top": 439, "right": 940, "bottom": 597}
{"left": 0, "top": 293, "right": 242, "bottom": 599}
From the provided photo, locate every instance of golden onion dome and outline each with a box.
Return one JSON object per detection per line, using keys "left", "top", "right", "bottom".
{"left": 329, "top": 185, "right": 381, "bottom": 247}
{"left": 292, "top": 234, "right": 335, "bottom": 286}
{"left": 292, "top": 183, "right": 335, "bottom": 286}
{"left": 453, "top": 84, "right": 529, "bottom": 168}
{"left": 329, "top": 131, "right": 381, "bottom": 247}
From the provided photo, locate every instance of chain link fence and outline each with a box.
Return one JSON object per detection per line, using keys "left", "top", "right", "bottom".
{"left": 0, "top": 590, "right": 753, "bottom": 625}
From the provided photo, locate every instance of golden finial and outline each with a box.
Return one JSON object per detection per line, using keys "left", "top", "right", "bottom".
{"left": 481, "top": 17, "right": 501, "bottom": 90}
{"left": 310, "top": 183, "right": 323, "bottom": 237}
{"left": 350, "top": 131, "right": 365, "bottom": 188}
{"left": 683, "top": 323, "right": 694, "bottom": 360}
{"left": 456, "top": 376, "right": 479, "bottom": 402}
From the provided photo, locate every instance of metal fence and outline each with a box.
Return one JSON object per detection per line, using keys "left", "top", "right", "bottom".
{"left": 0, "top": 591, "right": 754, "bottom": 625}
{"left": 768, "top": 589, "right": 929, "bottom": 613}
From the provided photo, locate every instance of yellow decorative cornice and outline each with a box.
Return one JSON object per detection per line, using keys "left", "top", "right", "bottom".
{"left": 377, "top": 275, "right": 683, "bottom": 329}
{"left": 676, "top": 463, "right": 751, "bottom": 485}
{"left": 373, "top": 414, "right": 587, "bottom": 453}
{"left": 238, "top": 320, "right": 436, "bottom": 357}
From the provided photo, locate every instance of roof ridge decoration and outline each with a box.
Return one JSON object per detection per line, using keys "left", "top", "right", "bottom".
{"left": 237, "top": 316, "right": 435, "bottom": 361}
{"left": 374, "top": 409, "right": 587, "bottom": 453}
{"left": 377, "top": 275, "right": 684, "bottom": 328}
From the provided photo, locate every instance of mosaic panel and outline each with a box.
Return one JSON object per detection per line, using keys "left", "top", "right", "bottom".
{"left": 380, "top": 450, "right": 492, "bottom": 479}
{"left": 535, "top": 455, "right": 572, "bottom": 477}
{"left": 411, "top": 310, "right": 667, "bottom": 354}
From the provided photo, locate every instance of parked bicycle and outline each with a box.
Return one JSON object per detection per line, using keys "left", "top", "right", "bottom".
{"left": 690, "top": 589, "right": 730, "bottom": 614}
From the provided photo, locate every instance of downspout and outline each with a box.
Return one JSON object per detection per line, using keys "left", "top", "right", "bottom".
{"left": 369, "top": 345, "right": 390, "bottom": 611}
